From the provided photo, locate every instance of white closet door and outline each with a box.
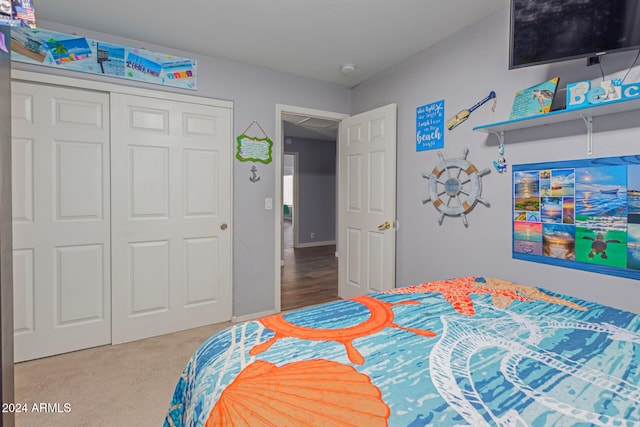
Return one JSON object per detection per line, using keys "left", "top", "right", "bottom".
{"left": 12, "top": 82, "right": 111, "bottom": 362}
{"left": 111, "top": 93, "right": 232, "bottom": 344}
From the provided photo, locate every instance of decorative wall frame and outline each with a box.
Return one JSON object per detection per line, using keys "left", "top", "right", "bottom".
{"left": 513, "top": 155, "right": 640, "bottom": 280}
{"left": 236, "top": 135, "right": 273, "bottom": 164}
{"left": 10, "top": 27, "right": 197, "bottom": 90}
{"left": 416, "top": 99, "right": 444, "bottom": 151}
{"left": 236, "top": 121, "right": 273, "bottom": 164}
{"left": 509, "top": 77, "right": 559, "bottom": 120}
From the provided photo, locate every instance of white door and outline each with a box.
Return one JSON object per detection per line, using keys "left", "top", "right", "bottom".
{"left": 12, "top": 82, "right": 111, "bottom": 362}
{"left": 111, "top": 93, "right": 232, "bottom": 344}
{"left": 338, "top": 104, "right": 397, "bottom": 299}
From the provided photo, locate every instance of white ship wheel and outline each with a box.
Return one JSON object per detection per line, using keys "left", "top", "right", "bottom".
{"left": 422, "top": 148, "right": 490, "bottom": 227}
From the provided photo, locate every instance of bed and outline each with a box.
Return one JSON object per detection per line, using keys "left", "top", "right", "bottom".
{"left": 164, "top": 276, "right": 640, "bottom": 426}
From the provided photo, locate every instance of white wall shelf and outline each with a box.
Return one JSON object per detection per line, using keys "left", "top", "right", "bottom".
{"left": 473, "top": 96, "right": 640, "bottom": 155}
{"left": 473, "top": 96, "right": 640, "bottom": 133}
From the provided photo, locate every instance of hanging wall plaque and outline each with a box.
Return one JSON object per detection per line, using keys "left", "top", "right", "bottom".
{"left": 416, "top": 100, "right": 444, "bottom": 151}
{"left": 236, "top": 121, "right": 273, "bottom": 164}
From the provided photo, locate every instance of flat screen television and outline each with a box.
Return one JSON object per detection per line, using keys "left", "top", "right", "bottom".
{"left": 510, "top": 0, "right": 640, "bottom": 69}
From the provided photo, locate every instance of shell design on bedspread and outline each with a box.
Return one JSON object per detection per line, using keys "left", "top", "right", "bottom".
{"left": 250, "top": 295, "right": 436, "bottom": 365}
{"left": 382, "top": 276, "right": 586, "bottom": 315}
{"left": 164, "top": 277, "right": 639, "bottom": 427}
{"left": 205, "top": 359, "right": 390, "bottom": 427}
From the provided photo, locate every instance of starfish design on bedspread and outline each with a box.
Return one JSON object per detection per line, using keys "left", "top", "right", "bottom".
{"left": 382, "top": 276, "right": 586, "bottom": 316}
{"left": 479, "top": 277, "right": 587, "bottom": 312}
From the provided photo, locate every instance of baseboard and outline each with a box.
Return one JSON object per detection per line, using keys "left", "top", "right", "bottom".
{"left": 232, "top": 309, "right": 278, "bottom": 323}
{"left": 295, "top": 240, "right": 336, "bottom": 248}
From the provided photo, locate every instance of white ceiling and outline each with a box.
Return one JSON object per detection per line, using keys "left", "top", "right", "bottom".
{"left": 282, "top": 113, "right": 339, "bottom": 141}
{"left": 34, "top": 0, "right": 508, "bottom": 88}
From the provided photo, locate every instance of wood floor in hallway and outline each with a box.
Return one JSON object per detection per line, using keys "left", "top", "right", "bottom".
{"left": 281, "top": 219, "right": 338, "bottom": 311}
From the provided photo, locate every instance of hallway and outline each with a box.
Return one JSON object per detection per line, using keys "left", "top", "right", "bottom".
{"left": 281, "top": 219, "right": 339, "bottom": 311}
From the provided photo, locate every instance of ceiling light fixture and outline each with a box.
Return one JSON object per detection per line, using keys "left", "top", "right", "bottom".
{"left": 341, "top": 64, "right": 356, "bottom": 74}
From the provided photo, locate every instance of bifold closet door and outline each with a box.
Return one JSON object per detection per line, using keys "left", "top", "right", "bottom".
{"left": 110, "top": 93, "right": 232, "bottom": 344}
{"left": 12, "top": 82, "right": 111, "bottom": 362}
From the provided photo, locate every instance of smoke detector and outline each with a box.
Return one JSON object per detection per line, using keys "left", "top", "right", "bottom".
{"left": 341, "top": 64, "right": 356, "bottom": 74}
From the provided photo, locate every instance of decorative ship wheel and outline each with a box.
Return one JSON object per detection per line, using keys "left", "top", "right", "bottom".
{"left": 422, "top": 148, "right": 490, "bottom": 227}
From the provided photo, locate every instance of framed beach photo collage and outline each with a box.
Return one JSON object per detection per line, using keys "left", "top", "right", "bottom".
{"left": 512, "top": 156, "right": 640, "bottom": 279}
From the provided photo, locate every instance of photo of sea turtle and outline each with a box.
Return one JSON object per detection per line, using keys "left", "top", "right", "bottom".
{"left": 582, "top": 232, "right": 621, "bottom": 259}
{"left": 533, "top": 89, "right": 554, "bottom": 107}
{"left": 576, "top": 227, "right": 626, "bottom": 268}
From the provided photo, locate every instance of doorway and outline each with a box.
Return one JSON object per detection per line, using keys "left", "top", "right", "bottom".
{"left": 275, "top": 103, "right": 398, "bottom": 311}
{"left": 275, "top": 105, "right": 347, "bottom": 312}
{"left": 281, "top": 142, "right": 337, "bottom": 311}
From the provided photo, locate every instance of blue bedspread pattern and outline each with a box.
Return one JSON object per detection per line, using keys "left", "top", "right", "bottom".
{"left": 164, "top": 277, "right": 640, "bottom": 426}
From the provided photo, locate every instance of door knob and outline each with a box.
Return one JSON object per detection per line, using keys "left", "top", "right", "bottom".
{"left": 377, "top": 221, "right": 392, "bottom": 231}
{"left": 220, "top": 223, "right": 228, "bottom": 230}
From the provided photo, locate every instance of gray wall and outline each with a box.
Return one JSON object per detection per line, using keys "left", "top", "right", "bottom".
{"left": 14, "top": 20, "right": 351, "bottom": 319}
{"left": 11, "top": 10, "right": 640, "bottom": 322}
{"left": 352, "top": 8, "right": 640, "bottom": 314}
{"left": 283, "top": 136, "right": 336, "bottom": 245}
{"left": 0, "top": 24, "right": 14, "bottom": 427}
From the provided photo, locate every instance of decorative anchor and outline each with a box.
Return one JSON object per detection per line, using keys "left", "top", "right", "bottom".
{"left": 249, "top": 165, "right": 260, "bottom": 183}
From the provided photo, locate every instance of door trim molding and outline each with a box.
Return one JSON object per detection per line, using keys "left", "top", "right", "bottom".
{"left": 275, "top": 104, "right": 348, "bottom": 313}
{"left": 283, "top": 151, "right": 300, "bottom": 248}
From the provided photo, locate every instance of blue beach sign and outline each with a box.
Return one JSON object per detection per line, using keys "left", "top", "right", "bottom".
{"left": 416, "top": 100, "right": 444, "bottom": 151}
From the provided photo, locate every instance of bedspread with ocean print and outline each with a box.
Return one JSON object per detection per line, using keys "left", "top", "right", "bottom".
{"left": 164, "top": 276, "right": 640, "bottom": 426}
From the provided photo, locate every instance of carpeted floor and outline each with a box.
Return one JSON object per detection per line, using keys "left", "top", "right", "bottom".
{"left": 14, "top": 321, "right": 233, "bottom": 427}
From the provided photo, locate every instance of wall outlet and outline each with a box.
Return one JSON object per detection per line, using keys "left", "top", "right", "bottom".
{"left": 310, "top": 232, "right": 315, "bottom": 239}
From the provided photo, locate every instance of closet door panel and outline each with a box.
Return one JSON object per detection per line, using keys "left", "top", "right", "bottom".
{"left": 11, "top": 82, "right": 111, "bottom": 362}
{"left": 111, "top": 93, "right": 232, "bottom": 344}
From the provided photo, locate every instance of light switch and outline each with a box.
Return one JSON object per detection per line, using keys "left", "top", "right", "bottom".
{"left": 265, "top": 197, "right": 273, "bottom": 210}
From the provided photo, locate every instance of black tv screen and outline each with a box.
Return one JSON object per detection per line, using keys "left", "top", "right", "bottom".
{"left": 510, "top": 0, "right": 640, "bottom": 69}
